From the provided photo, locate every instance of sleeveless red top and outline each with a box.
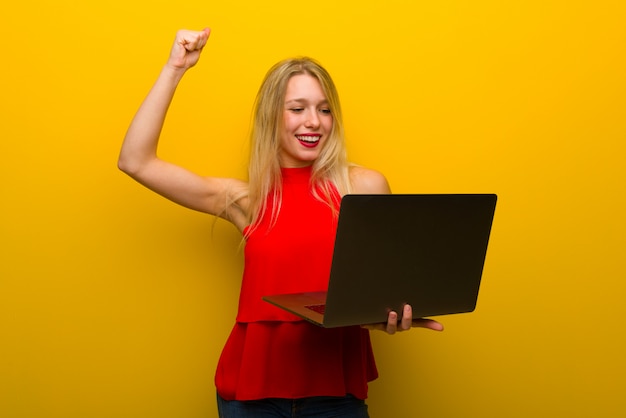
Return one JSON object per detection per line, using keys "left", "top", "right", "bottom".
{"left": 215, "top": 166, "right": 378, "bottom": 400}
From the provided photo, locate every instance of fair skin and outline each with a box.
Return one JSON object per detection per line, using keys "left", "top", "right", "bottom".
{"left": 118, "top": 27, "right": 443, "bottom": 334}
{"left": 280, "top": 74, "right": 332, "bottom": 168}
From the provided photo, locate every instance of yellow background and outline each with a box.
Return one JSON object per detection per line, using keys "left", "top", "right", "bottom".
{"left": 1, "top": 1, "right": 625, "bottom": 417}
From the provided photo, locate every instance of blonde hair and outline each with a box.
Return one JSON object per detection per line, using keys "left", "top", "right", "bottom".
{"left": 246, "top": 57, "right": 351, "bottom": 231}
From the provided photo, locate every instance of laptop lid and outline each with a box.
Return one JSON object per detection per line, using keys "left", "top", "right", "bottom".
{"left": 264, "top": 194, "right": 497, "bottom": 328}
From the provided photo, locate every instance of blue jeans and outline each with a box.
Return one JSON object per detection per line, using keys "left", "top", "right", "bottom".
{"left": 216, "top": 393, "right": 369, "bottom": 418}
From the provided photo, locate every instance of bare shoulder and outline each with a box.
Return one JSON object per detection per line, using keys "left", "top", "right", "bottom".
{"left": 349, "top": 165, "right": 391, "bottom": 194}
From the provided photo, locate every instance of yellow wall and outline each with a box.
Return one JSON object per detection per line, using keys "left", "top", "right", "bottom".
{"left": 1, "top": 1, "right": 624, "bottom": 417}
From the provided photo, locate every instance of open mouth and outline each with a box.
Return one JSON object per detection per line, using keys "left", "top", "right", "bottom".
{"left": 296, "top": 134, "right": 321, "bottom": 148}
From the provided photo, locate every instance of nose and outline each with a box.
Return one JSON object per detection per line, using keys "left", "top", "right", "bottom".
{"left": 304, "top": 109, "right": 320, "bottom": 129}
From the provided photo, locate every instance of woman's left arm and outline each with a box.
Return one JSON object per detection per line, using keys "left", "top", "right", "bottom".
{"left": 349, "top": 166, "right": 444, "bottom": 334}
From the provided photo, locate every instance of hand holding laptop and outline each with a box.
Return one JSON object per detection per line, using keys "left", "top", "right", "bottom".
{"left": 361, "top": 304, "right": 444, "bottom": 334}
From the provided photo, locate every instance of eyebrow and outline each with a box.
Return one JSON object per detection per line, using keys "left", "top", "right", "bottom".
{"left": 285, "top": 98, "right": 329, "bottom": 106}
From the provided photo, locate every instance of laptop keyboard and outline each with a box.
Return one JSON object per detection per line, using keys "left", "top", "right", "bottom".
{"left": 305, "top": 304, "right": 326, "bottom": 315}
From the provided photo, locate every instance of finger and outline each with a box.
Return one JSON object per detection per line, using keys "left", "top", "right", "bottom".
{"left": 178, "top": 29, "right": 210, "bottom": 52}
{"left": 181, "top": 34, "right": 202, "bottom": 52}
{"left": 386, "top": 311, "right": 398, "bottom": 335}
{"left": 400, "top": 304, "right": 413, "bottom": 331}
{"left": 195, "top": 27, "right": 211, "bottom": 50}
{"left": 412, "top": 318, "right": 445, "bottom": 331}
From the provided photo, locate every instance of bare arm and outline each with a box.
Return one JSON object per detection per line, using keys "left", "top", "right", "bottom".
{"left": 118, "top": 28, "right": 249, "bottom": 231}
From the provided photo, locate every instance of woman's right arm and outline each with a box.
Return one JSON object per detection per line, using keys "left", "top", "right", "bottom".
{"left": 118, "top": 28, "right": 249, "bottom": 230}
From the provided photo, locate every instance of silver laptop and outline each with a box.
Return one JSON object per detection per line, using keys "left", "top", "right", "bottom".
{"left": 263, "top": 194, "right": 497, "bottom": 328}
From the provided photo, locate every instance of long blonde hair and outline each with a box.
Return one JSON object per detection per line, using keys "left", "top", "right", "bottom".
{"left": 246, "top": 57, "right": 351, "bottom": 231}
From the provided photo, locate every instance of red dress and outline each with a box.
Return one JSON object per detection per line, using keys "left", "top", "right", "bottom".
{"left": 215, "top": 166, "right": 378, "bottom": 401}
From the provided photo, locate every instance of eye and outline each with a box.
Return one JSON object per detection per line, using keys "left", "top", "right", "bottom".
{"left": 289, "top": 108, "right": 304, "bottom": 113}
{"left": 319, "top": 108, "right": 332, "bottom": 115}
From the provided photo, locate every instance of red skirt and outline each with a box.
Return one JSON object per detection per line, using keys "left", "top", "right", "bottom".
{"left": 215, "top": 321, "right": 378, "bottom": 401}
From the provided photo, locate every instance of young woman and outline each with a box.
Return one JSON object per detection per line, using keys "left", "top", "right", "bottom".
{"left": 119, "top": 27, "right": 443, "bottom": 418}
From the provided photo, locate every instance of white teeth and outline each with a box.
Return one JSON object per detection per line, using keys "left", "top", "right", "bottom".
{"left": 296, "top": 135, "right": 320, "bottom": 143}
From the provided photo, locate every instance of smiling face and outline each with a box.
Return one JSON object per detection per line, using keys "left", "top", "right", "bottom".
{"left": 278, "top": 74, "right": 333, "bottom": 168}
